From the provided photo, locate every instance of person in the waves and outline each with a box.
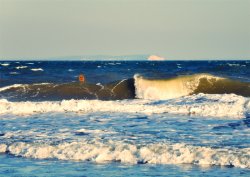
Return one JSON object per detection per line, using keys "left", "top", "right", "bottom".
{"left": 79, "top": 74, "right": 85, "bottom": 83}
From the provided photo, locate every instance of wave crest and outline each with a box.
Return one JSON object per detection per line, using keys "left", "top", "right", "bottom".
{"left": 1, "top": 141, "right": 249, "bottom": 168}
{"left": 0, "top": 74, "right": 249, "bottom": 101}
{"left": 0, "top": 93, "right": 248, "bottom": 118}
{"left": 134, "top": 74, "right": 250, "bottom": 100}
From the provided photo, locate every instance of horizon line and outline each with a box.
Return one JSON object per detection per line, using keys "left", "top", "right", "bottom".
{"left": 0, "top": 54, "right": 250, "bottom": 61}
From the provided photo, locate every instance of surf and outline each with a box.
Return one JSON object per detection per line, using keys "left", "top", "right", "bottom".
{"left": 0, "top": 79, "right": 135, "bottom": 101}
{"left": 0, "top": 93, "right": 249, "bottom": 118}
{"left": 1, "top": 141, "right": 249, "bottom": 168}
{"left": 0, "top": 74, "right": 249, "bottom": 101}
{"left": 134, "top": 74, "right": 250, "bottom": 100}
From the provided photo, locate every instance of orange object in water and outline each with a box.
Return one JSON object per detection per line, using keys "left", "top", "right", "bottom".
{"left": 79, "top": 74, "right": 85, "bottom": 83}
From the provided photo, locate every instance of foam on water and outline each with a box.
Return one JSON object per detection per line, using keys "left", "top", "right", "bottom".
{"left": 227, "top": 63, "right": 246, "bottom": 67}
{"left": 0, "top": 84, "right": 24, "bottom": 92}
{"left": 0, "top": 94, "right": 248, "bottom": 118}
{"left": 9, "top": 72, "right": 19, "bottom": 75}
{"left": 75, "top": 128, "right": 116, "bottom": 135}
{"left": 1, "top": 73, "right": 249, "bottom": 101}
{"left": 16, "top": 66, "right": 28, "bottom": 69}
{"left": 0, "top": 83, "right": 51, "bottom": 92}
{"left": 31, "top": 68, "right": 43, "bottom": 71}
{"left": 0, "top": 63, "right": 9, "bottom": 66}
{"left": 0, "top": 141, "right": 249, "bottom": 168}
{"left": 1, "top": 61, "right": 250, "bottom": 174}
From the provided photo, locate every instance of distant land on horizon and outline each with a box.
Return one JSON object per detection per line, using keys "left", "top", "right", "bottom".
{"left": 0, "top": 55, "right": 148, "bottom": 61}
{"left": 0, "top": 55, "right": 249, "bottom": 61}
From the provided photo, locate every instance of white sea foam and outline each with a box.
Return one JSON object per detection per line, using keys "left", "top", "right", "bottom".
{"left": 96, "top": 83, "right": 104, "bottom": 89}
{"left": 0, "top": 94, "right": 248, "bottom": 118}
{"left": 0, "top": 63, "right": 9, "bottom": 66}
{"left": 31, "top": 68, "right": 43, "bottom": 71}
{"left": 227, "top": 63, "right": 241, "bottom": 67}
{"left": 16, "top": 66, "right": 28, "bottom": 69}
{"left": 108, "top": 63, "right": 116, "bottom": 65}
{"left": 1, "top": 141, "right": 249, "bottom": 168}
{"left": 0, "top": 144, "right": 7, "bottom": 153}
{"left": 9, "top": 72, "right": 19, "bottom": 75}
{"left": 0, "top": 83, "right": 50, "bottom": 92}
{"left": 75, "top": 128, "right": 116, "bottom": 135}
{"left": 0, "top": 84, "right": 25, "bottom": 92}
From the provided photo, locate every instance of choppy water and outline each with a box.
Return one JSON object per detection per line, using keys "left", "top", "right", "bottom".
{"left": 0, "top": 60, "right": 250, "bottom": 176}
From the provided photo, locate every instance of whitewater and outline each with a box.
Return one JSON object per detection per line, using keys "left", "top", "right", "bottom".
{"left": 0, "top": 60, "right": 250, "bottom": 176}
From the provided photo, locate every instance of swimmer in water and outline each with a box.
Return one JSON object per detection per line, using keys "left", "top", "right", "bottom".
{"left": 79, "top": 74, "right": 85, "bottom": 83}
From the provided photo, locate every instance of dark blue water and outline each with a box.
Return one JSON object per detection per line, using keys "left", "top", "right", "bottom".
{"left": 1, "top": 60, "right": 249, "bottom": 87}
{"left": 0, "top": 60, "right": 250, "bottom": 177}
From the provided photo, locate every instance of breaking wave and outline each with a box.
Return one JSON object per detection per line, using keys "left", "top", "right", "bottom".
{"left": 135, "top": 74, "right": 250, "bottom": 99}
{"left": 0, "top": 141, "right": 249, "bottom": 168}
{"left": 0, "top": 74, "right": 249, "bottom": 101}
{"left": 0, "top": 93, "right": 249, "bottom": 118}
{"left": 0, "top": 79, "right": 135, "bottom": 101}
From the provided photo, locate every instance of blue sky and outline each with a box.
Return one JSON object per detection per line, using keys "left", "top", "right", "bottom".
{"left": 0, "top": 0, "right": 249, "bottom": 60}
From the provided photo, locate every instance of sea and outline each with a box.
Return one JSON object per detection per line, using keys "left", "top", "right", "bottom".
{"left": 0, "top": 60, "right": 249, "bottom": 177}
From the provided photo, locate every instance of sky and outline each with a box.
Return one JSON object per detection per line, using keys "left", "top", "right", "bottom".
{"left": 0, "top": 0, "right": 250, "bottom": 60}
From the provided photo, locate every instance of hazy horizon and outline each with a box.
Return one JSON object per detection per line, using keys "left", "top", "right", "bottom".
{"left": 0, "top": 0, "right": 250, "bottom": 60}
{"left": 0, "top": 54, "right": 250, "bottom": 61}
